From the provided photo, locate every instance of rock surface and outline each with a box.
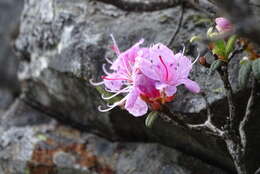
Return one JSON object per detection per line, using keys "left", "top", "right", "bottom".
{"left": 12, "top": 0, "right": 243, "bottom": 172}
{"left": 0, "top": 0, "right": 258, "bottom": 173}
{"left": 0, "top": 0, "right": 23, "bottom": 117}
{"left": 0, "top": 99, "right": 228, "bottom": 174}
{"left": 0, "top": 0, "right": 22, "bottom": 93}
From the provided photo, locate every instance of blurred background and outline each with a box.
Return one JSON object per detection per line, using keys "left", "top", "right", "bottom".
{"left": 1, "top": 0, "right": 260, "bottom": 174}
{"left": 0, "top": 0, "right": 23, "bottom": 111}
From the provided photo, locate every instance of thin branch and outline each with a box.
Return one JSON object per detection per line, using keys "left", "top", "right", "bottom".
{"left": 218, "top": 64, "right": 236, "bottom": 132}
{"left": 239, "top": 78, "right": 257, "bottom": 148}
{"left": 187, "top": 93, "right": 225, "bottom": 137}
{"left": 159, "top": 105, "right": 223, "bottom": 138}
{"left": 228, "top": 42, "right": 246, "bottom": 61}
{"left": 167, "top": 4, "right": 184, "bottom": 48}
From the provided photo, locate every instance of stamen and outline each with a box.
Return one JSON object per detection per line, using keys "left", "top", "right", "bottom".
{"left": 102, "top": 64, "right": 112, "bottom": 75}
{"left": 182, "top": 43, "right": 186, "bottom": 55}
{"left": 122, "top": 57, "right": 131, "bottom": 76}
{"left": 104, "top": 88, "right": 115, "bottom": 93}
{"left": 98, "top": 96, "right": 127, "bottom": 112}
{"left": 101, "top": 76, "right": 128, "bottom": 81}
{"left": 192, "top": 49, "right": 200, "bottom": 66}
{"left": 105, "top": 57, "right": 113, "bottom": 64}
{"left": 98, "top": 105, "right": 115, "bottom": 112}
{"left": 89, "top": 79, "right": 104, "bottom": 86}
{"left": 159, "top": 56, "right": 169, "bottom": 81}
{"left": 101, "top": 86, "right": 131, "bottom": 100}
{"left": 110, "top": 34, "right": 120, "bottom": 55}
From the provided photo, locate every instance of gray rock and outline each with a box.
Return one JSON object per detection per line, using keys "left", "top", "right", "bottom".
{"left": 0, "top": 100, "right": 228, "bottom": 174}
{"left": 12, "top": 0, "right": 260, "bottom": 172}
{"left": 13, "top": 0, "right": 241, "bottom": 172}
{"left": 0, "top": 0, "right": 23, "bottom": 93}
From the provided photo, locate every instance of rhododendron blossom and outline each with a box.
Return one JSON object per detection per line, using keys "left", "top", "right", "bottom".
{"left": 90, "top": 35, "right": 200, "bottom": 117}
{"left": 137, "top": 44, "right": 200, "bottom": 96}
{"left": 215, "top": 17, "right": 233, "bottom": 32}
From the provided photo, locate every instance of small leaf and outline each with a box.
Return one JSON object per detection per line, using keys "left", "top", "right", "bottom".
{"left": 240, "top": 56, "right": 249, "bottom": 65}
{"left": 238, "top": 60, "right": 252, "bottom": 89}
{"left": 145, "top": 111, "right": 158, "bottom": 128}
{"left": 212, "top": 40, "right": 226, "bottom": 59}
{"left": 209, "top": 60, "right": 223, "bottom": 75}
{"left": 207, "top": 27, "right": 214, "bottom": 38}
{"left": 252, "top": 59, "right": 260, "bottom": 80}
{"left": 225, "top": 35, "right": 237, "bottom": 58}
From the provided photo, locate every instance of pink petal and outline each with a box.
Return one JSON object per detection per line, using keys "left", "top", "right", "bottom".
{"left": 111, "top": 39, "right": 144, "bottom": 71}
{"left": 178, "top": 79, "right": 200, "bottom": 93}
{"left": 174, "top": 53, "right": 192, "bottom": 78}
{"left": 125, "top": 88, "right": 139, "bottom": 109}
{"left": 126, "top": 97, "right": 148, "bottom": 117}
{"left": 164, "top": 86, "right": 177, "bottom": 96}
{"left": 152, "top": 43, "right": 175, "bottom": 62}
{"left": 155, "top": 82, "right": 177, "bottom": 97}
{"left": 138, "top": 58, "right": 160, "bottom": 81}
{"left": 103, "top": 74, "right": 124, "bottom": 91}
{"left": 215, "top": 17, "right": 232, "bottom": 32}
{"left": 135, "top": 74, "right": 160, "bottom": 98}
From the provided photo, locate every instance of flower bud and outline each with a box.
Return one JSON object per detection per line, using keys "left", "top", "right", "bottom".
{"left": 145, "top": 111, "right": 158, "bottom": 128}
{"left": 215, "top": 17, "right": 233, "bottom": 32}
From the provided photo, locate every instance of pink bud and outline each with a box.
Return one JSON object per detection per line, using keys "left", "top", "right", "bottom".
{"left": 215, "top": 17, "right": 233, "bottom": 32}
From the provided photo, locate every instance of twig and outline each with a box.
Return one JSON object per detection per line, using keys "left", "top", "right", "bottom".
{"left": 167, "top": 4, "right": 184, "bottom": 48}
{"left": 239, "top": 78, "right": 257, "bottom": 148}
{"left": 228, "top": 42, "right": 246, "bottom": 61}
{"left": 160, "top": 105, "right": 223, "bottom": 138}
{"left": 218, "top": 64, "right": 236, "bottom": 131}
{"left": 187, "top": 93, "right": 225, "bottom": 137}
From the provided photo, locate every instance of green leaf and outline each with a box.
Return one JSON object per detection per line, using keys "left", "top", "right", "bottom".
{"left": 252, "top": 59, "right": 260, "bottom": 80}
{"left": 225, "top": 35, "right": 237, "bottom": 58}
{"left": 240, "top": 57, "right": 249, "bottom": 65}
{"left": 95, "top": 86, "right": 123, "bottom": 104}
{"left": 212, "top": 40, "right": 226, "bottom": 58}
{"left": 145, "top": 111, "right": 158, "bottom": 128}
{"left": 209, "top": 60, "right": 223, "bottom": 75}
{"left": 238, "top": 60, "right": 252, "bottom": 89}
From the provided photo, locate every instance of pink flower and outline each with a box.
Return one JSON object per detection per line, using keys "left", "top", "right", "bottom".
{"left": 215, "top": 17, "right": 233, "bottom": 32}
{"left": 138, "top": 43, "right": 200, "bottom": 96}
{"left": 91, "top": 36, "right": 200, "bottom": 117}
{"left": 90, "top": 35, "right": 159, "bottom": 117}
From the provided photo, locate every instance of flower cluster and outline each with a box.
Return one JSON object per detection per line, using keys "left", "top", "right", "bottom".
{"left": 90, "top": 35, "right": 200, "bottom": 117}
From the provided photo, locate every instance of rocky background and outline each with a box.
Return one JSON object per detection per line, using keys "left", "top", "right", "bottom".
{"left": 1, "top": 0, "right": 260, "bottom": 173}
